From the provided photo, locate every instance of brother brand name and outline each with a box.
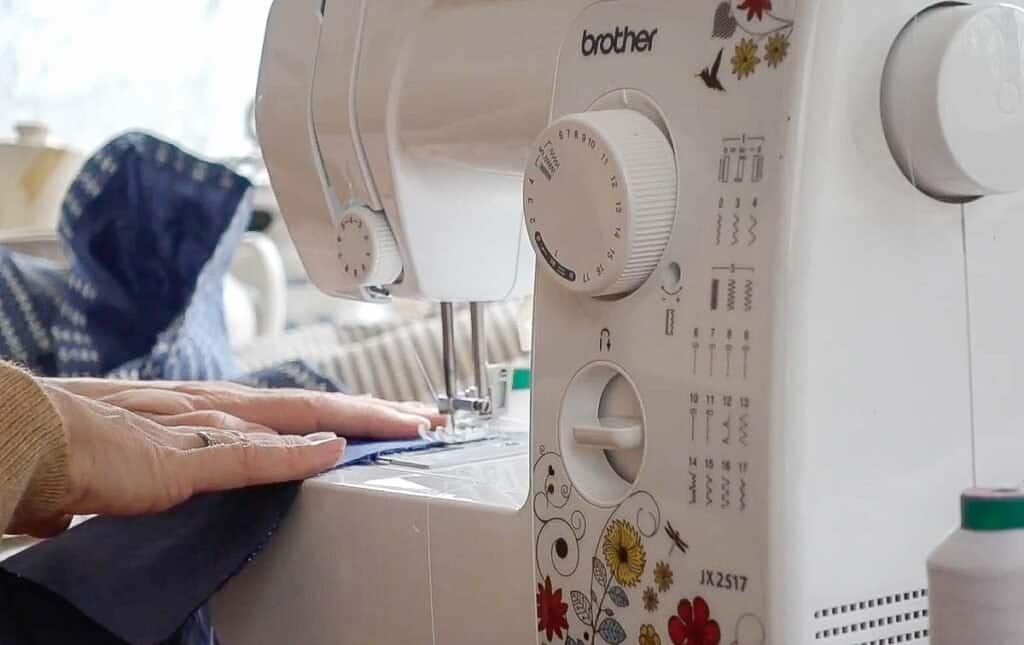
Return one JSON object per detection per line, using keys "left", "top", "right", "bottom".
{"left": 581, "top": 26, "right": 658, "bottom": 57}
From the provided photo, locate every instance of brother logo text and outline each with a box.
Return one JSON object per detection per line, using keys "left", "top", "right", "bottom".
{"left": 581, "top": 26, "right": 659, "bottom": 57}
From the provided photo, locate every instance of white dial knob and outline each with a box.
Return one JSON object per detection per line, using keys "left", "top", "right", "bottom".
{"left": 883, "top": 4, "right": 1024, "bottom": 200}
{"left": 335, "top": 205, "right": 402, "bottom": 286}
{"left": 523, "top": 109, "right": 677, "bottom": 297}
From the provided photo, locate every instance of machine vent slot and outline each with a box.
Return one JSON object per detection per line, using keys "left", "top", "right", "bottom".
{"left": 813, "top": 589, "right": 928, "bottom": 643}
{"left": 851, "top": 631, "right": 928, "bottom": 645}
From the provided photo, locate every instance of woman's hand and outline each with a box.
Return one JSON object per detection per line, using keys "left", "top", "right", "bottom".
{"left": 19, "top": 385, "right": 345, "bottom": 537}
{"left": 19, "top": 381, "right": 446, "bottom": 538}
{"left": 44, "top": 378, "right": 447, "bottom": 439}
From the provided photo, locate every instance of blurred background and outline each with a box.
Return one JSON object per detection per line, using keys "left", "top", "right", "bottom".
{"left": 0, "top": 0, "right": 530, "bottom": 401}
{"left": 0, "top": 0, "right": 271, "bottom": 160}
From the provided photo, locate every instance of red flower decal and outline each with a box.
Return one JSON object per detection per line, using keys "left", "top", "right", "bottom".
{"left": 737, "top": 0, "right": 772, "bottom": 21}
{"left": 536, "top": 576, "right": 569, "bottom": 641}
{"left": 668, "top": 596, "right": 721, "bottom": 645}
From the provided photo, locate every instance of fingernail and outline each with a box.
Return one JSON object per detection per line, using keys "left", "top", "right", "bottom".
{"left": 307, "top": 431, "right": 339, "bottom": 445}
{"left": 333, "top": 443, "right": 348, "bottom": 468}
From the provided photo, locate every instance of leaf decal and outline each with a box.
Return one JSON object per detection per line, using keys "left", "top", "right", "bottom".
{"left": 593, "top": 557, "right": 608, "bottom": 589}
{"left": 566, "top": 638, "right": 581, "bottom": 645}
{"left": 591, "top": 589, "right": 598, "bottom": 603}
{"left": 712, "top": 1, "right": 738, "bottom": 38}
{"left": 570, "top": 590, "right": 593, "bottom": 625}
{"left": 607, "top": 585, "right": 629, "bottom": 608}
{"left": 597, "top": 617, "right": 627, "bottom": 644}
{"left": 604, "top": 608, "right": 614, "bottom": 616}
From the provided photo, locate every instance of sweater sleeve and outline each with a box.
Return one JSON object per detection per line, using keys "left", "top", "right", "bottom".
{"left": 0, "top": 362, "right": 70, "bottom": 536}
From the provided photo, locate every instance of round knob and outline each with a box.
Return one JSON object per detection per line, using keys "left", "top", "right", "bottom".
{"left": 524, "top": 109, "right": 677, "bottom": 297}
{"left": 560, "top": 362, "right": 645, "bottom": 506}
{"left": 335, "top": 205, "right": 402, "bottom": 286}
{"left": 882, "top": 4, "right": 1024, "bottom": 200}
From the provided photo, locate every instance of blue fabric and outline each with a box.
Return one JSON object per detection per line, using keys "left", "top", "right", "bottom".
{"left": 0, "top": 483, "right": 300, "bottom": 645}
{"left": 0, "top": 132, "right": 441, "bottom": 644}
{"left": 0, "top": 440, "right": 441, "bottom": 645}
{"left": 0, "top": 131, "right": 324, "bottom": 386}
{"left": 340, "top": 437, "right": 442, "bottom": 466}
{"left": 0, "top": 133, "right": 246, "bottom": 379}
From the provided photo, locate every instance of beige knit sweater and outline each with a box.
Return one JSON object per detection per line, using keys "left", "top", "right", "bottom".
{"left": 0, "top": 362, "right": 70, "bottom": 536}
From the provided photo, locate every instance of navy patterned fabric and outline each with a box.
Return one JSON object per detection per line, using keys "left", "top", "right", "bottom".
{"left": 0, "top": 132, "right": 337, "bottom": 391}
{"left": 0, "top": 132, "right": 439, "bottom": 644}
{"left": 0, "top": 483, "right": 301, "bottom": 645}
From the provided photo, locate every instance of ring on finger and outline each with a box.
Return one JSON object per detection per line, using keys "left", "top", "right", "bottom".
{"left": 194, "top": 429, "right": 247, "bottom": 448}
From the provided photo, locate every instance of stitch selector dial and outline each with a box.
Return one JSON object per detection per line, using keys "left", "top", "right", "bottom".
{"left": 523, "top": 109, "right": 677, "bottom": 297}
{"left": 335, "top": 205, "right": 402, "bottom": 286}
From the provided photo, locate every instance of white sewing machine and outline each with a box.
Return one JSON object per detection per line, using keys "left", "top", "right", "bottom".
{"left": 217, "top": 1, "right": 1024, "bottom": 643}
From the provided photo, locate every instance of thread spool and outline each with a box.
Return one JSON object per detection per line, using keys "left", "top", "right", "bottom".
{"left": 928, "top": 487, "right": 1024, "bottom": 644}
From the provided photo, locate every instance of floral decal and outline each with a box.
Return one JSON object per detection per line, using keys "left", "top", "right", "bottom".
{"left": 730, "top": 39, "right": 760, "bottom": 79}
{"left": 697, "top": 0, "right": 795, "bottom": 92}
{"left": 764, "top": 32, "right": 790, "bottom": 68}
{"left": 736, "top": 0, "right": 772, "bottom": 21}
{"left": 640, "top": 624, "right": 663, "bottom": 645}
{"left": 643, "top": 587, "right": 659, "bottom": 613}
{"left": 654, "top": 561, "right": 674, "bottom": 593}
{"left": 537, "top": 575, "right": 569, "bottom": 641}
{"left": 603, "top": 520, "right": 647, "bottom": 588}
{"left": 532, "top": 452, "right": 766, "bottom": 645}
{"left": 668, "top": 597, "right": 721, "bottom": 645}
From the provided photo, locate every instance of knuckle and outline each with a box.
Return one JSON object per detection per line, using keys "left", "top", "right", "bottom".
{"left": 207, "top": 411, "right": 234, "bottom": 429}
{"left": 232, "top": 442, "right": 262, "bottom": 485}
{"left": 290, "top": 392, "right": 325, "bottom": 423}
{"left": 178, "top": 393, "right": 200, "bottom": 413}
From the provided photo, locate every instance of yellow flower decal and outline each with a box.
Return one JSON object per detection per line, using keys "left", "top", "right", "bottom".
{"left": 765, "top": 32, "right": 790, "bottom": 68}
{"left": 602, "top": 519, "right": 647, "bottom": 588}
{"left": 643, "top": 586, "right": 659, "bottom": 612}
{"left": 639, "top": 624, "right": 662, "bottom": 645}
{"left": 654, "top": 561, "right": 673, "bottom": 592}
{"left": 731, "top": 38, "right": 760, "bottom": 79}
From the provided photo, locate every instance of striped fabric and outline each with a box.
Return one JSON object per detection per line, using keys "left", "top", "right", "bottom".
{"left": 236, "top": 299, "right": 530, "bottom": 403}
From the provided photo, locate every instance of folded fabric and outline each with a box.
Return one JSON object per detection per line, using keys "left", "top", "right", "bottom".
{"left": 0, "top": 132, "right": 442, "bottom": 644}
{"left": 339, "top": 436, "right": 442, "bottom": 466}
{"left": 0, "top": 131, "right": 327, "bottom": 388}
{"left": 0, "top": 483, "right": 300, "bottom": 645}
{"left": 0, "top": 435, "right": 444, "bottom": 645}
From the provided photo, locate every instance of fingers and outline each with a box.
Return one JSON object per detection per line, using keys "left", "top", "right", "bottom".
{"left": 144, "top": 411, "right": 275, "bottom": 435}
{"left": 8, "top": 512, "right": 73, "bottom": 539}
{"left": 327, "top": 398, "right": 437, "bottom": 439}
{"left": 91, "top": 382, "right": 446, "bottom": 441}
{"left": 287, "top": 395, "right": 437, "bottom": 439}
{"left": 40, "top": 377, "right": 186, "bottom": 399}
{"left": 171, "top": 432, "right": 345, "bottom": 494}
{"left": 358, "top": 398, "right": 448, "bottom": 430}
{"left": 99, "top": 389, "right": 199, "bottom": 416}
{"left": 165, "top": 389, "right": 437, "bottom": 440}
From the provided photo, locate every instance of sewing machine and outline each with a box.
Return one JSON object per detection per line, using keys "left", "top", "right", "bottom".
{"left": 217, "top": 1, "right": 1024, "bottom": 643}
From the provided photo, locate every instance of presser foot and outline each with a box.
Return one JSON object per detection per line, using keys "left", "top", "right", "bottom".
{"left": 418, "top": 411, "right": 494, "bottom": 444}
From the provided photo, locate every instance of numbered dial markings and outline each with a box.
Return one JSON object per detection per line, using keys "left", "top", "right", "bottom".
{"left": 334, "top": 205, "right": 402, "bottom": 287}
{"left": 523, "top": 109, "right": 677, "bottom": 298}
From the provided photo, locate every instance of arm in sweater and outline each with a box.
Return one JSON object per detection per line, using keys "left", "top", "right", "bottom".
{"left": 0, "top": 362, "right": 70, "bottom": 536}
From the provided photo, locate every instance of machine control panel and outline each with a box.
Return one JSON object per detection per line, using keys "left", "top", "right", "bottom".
{"left": 530, "top": 2, "right": 789, "bottom": 642}
{"left": 524, "top": 109, "right": 677, "bottom": 298}
{"left": 334, "top": 205, "right": 403, "bottom": 286}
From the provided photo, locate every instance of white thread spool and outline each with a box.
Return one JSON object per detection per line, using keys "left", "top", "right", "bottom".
{"left": 928, "top": 487, "right": 1024, "bottom": 645}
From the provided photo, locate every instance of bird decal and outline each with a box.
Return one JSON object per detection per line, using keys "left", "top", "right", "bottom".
{"left": 697, "top": 48, "right": 726, "bottom": 91}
